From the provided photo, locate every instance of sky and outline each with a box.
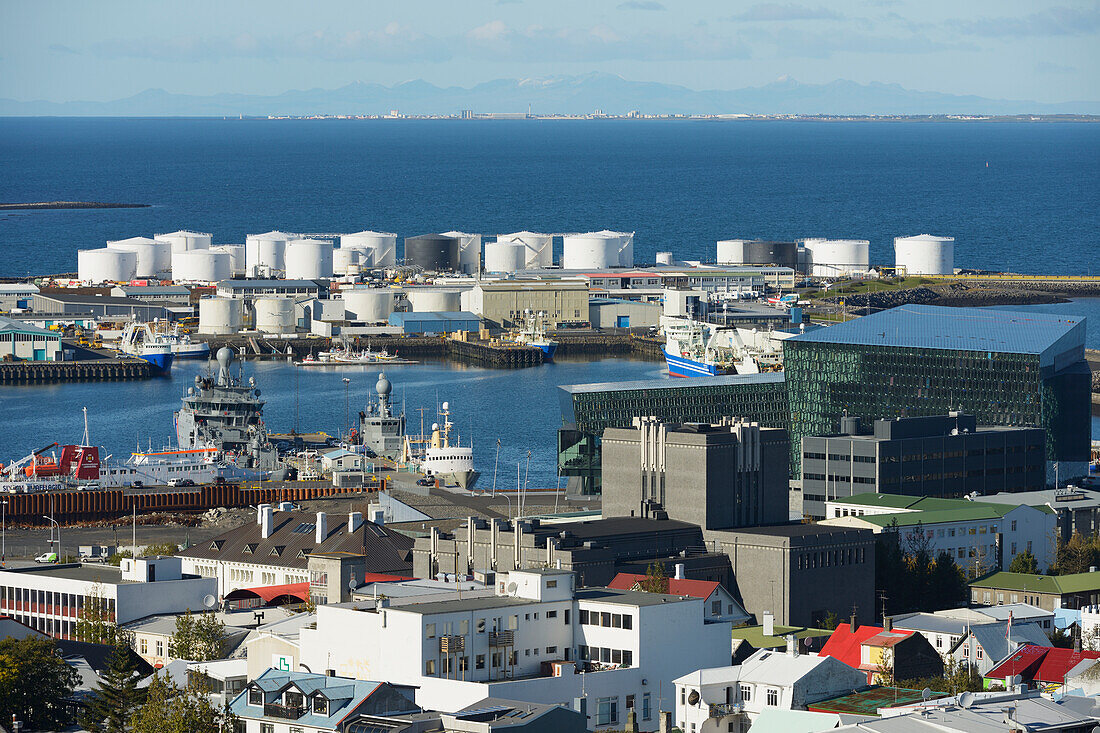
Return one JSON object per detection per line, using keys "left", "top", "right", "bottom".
{"left": 2, "top": 0, "right": 1098, "bottom": 103}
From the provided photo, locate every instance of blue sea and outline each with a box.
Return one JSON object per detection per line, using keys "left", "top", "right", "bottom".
{"left": 0, "top": 119, "right": 1098, "bottom": 277}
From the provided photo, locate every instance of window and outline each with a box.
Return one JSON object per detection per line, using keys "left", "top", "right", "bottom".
{"left": 425, "top": 660, "right": 436, "bottom": 675}
{"left": 313, "top": 696, "right": 328, "bottom": 715}
{"left": 140, "top": 638, "right": 148, "bottom": 654}
{"left": 977, "top": 647, "right": 983, "bottom": 660}
{"left": 1012, "top": 520, "right": 1018, "bottom": 531}
{"left": 623, "top": 615, "right": 632, "bottom": 630}
{"left": 547, "top": 610, "right": 558, "bottom": 618}
{"left": 477, "top": 619, "right": 486, "bottom": 633}
{"left": 547, "top": 580, "right": 558, "bottom": 588}
{"left": 712, "top": 600, "right": 722, "bottom": 616}
{"left": 580, "top": 610, "right": 590, "bottom": 625}
{"left": 476, "top": 654, "right": 486, "bottom": 670}
{"left": 508, "top": 615, "right": 519, "bottom": 630}
{"left": 739, "top": 684, "right": 751, "bottom": 702}
{"left": 425, "top": 623, "right": 436, "bottom": 638}
{"left": 597, "top": 697, "right": 619, "bottom": 726}
{"left": 546, "top": 646, "right": 557, "bottom": 654}
{"left": 155, "top": 640, "right": 164, "bottom": 656}
{"left": 643, "top": 693, "right": 652, "bottom": 721}
{"left": 766, "top": 688, "right": 778, "bottom": 706}
{"left": 261, "top": 725, "right": 274, "bottom": 733}
{"left": 248, "top": 687, "right": 263, "bottom": 705}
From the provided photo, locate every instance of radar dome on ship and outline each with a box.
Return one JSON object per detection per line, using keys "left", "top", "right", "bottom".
{"left": 376, "top": 372, "right": 392, "bottom": 396}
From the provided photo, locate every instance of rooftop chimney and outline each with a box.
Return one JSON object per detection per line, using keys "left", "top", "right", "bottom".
{"left": 257, "top": 503, "right": 270, "bottom": 525}
{"left": 787, "top": 634, "right": 799, "bottom": 657}
{"left": 850, "top": 615, "right": 857, "bottom": 633}
{"left": 316, "top": 512, "right": 328, "bottom": 544}
{"left": 674, "top": 563, "right": 686, "bottom": 580}
{"left": 348, "top": 511, "right": 364, "bottom": 533}
{"left": 260, "top": 505, "right": 274, "bottom": 539}
{"left": 884, "top": 616, "right": 893, "bottom": 632}
{"left": 762, "top": 610, "right": 774, "bottom": 637}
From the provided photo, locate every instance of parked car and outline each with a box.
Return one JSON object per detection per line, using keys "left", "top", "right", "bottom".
{"left": 180, "top": 479, "right": 196, "bottom": 487}
{"left": 34, "top": 552, "right": 58, "bottom": 564}
{"left": 167, "top": 478, "right": 182, "bottom": 487}
{"left": 416, "top": 477, "right": 435, "bottom": 487}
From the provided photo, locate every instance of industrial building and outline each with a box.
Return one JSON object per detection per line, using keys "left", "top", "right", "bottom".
{"left": 601, "top": 417, "right": 790, "bottom": 529}
{"left": 155, "top": 230, "right": 212, "bottom": 252}
{"left": 463, "top": 281, "right": 589, "bottom": 329}
{"left": 0, "top": 316, "right": 63, "bottom": 361}
{"left": 285, "top": 238, "right": 334, "bottom": 280}
{"left": 215, "top": 279, "right": 325, "bottom": 300}
{"left": 799, "top": 413, "right": 1047, "bottom": 519}
{"left": 30, "top": 292, "right": 170, "bottom": 321}
{"left": 784, "top": 304, "right": 1091, "bottom": 482}
{"left": 558, "top": 373, "right": 788, "bottom": 495}
{"left": 244, "top": 231, "right": 292, "bottom": 278}
{"left": 106, "top": 237, "right": 171, "bottom": 278}
{"left": 389, "top": 311, "right": 481, "bottom": 335}
{"left": 496, "top": 231, "right": 553, "bottom": 269}
{"left": 77, "top": 247, "right": 137, "bottom": 283}
{"left": 587, "top": 298, "right": 662, "bottom": 329}
{"left": 110, "top": 285, "right": 192, "bottom": 305}
{"left": 800, "top": 238, "right": 872, "bottom": 277}
{"left": 0, "top": 284, "right": 39, "bottom": 311}
{"left": 562, "top": 231, "right": 634, "bottom": 269}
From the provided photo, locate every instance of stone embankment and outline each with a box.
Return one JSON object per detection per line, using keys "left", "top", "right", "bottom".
{"left": 823, "top": 282, "right": 1069, "bottom": 311}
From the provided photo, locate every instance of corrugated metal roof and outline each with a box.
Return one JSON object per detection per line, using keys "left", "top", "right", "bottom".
{"left": 0, "top": 316, "right": 57, "bottom": 337}
{"left": 561, "top": 371, "right": 784, "bottom": 395}
{"left": 389, "top": 311, "right": 480, "bottom": 323}
{"left": 787, "top": 304, "right": 1084, "bottom": 355}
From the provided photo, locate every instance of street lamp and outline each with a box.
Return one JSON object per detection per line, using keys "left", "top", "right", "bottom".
{"left": 2, "top": 500, "right": 7, "bottom": 567}
{"left": 43, "top": 516, "right": 61, "bottom": 563}
{"left": 342, "top": 378, "right": 351, "bottom": 443}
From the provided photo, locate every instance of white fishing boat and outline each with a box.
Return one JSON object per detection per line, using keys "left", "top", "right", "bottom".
{"left": 295, "top": 341, "right": 416, "bottom": 366}
{"left": 402, "top": 400, "right": 479, "bottom": 490}
{"left": 662, "top": 317, "right": 791, "bottom": 377}
{"left": 155, "top": 321, "right": 210, "bottom": 359}
{"left": 119, "top": 321, "right": 174, "bottom": 372}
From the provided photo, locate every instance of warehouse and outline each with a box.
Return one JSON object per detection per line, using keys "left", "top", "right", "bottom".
{"left": 0, "top": 284, "right": 39, "bottom": 312}
{"left": 588, "top": 298, "right": 662, "bottom": 328}
{"left": 110, "top": 285, "right": 192, "bottom": 305}
{"left": 389, "top": 311, "right": 481, "bottom": 335}
{"left": 463, "top": 281, "right": 589, "bottom": 328}
{"left": 30, "top": 293, "right": 169, "bottom": 321}
{"left": 0, "top": 316, "right": 63, "bottom": 362}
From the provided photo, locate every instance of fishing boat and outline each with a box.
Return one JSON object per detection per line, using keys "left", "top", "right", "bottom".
{"left": 508, "top": 310, "right": 558, "bottom": 360}
{"left": 394, "top": 379, "right": 479, "bottom": 490}
{"left": 155, "top": 321, "right": 210, "bottom": 359}
{"left": 662, "top": 317, "right": 791, "bottom": 378}
{"left": 119, "top": 321, "right": 174, "bottom": 372}
{"left": 295, "top": 342, "right": 416, "bottom": 367}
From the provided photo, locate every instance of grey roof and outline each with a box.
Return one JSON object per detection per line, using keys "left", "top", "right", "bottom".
{"left": 0, "top": 316, "right": 56, "bottom": 337}
{"left": 0, "top": 563, "right": 130, "bottom": 585}
{"left": 576, "top": 587, "right": 696, "bottom": 607}
{"left": 34, "top": 293, "right": 154, "bottom": 306}
{"left": 177, "top": 511, "right": 413, "bottom": 574}
{"left": 889, "top": 613, "right": 969, "bottom": 636}
{"left": 980, "top": 488, "right": 1100, "bottom": 510}
{"left": 114, "top": 285, "right": 191, "bottom": 295}
{"left": 787, "top": 304, "right": 1084, "bottom": 355}
{"left": 948, "top": 621, "right": 1051, "bottom": 661}
{"left": 831, "top": 694, "right": 1100, "bottom": 732}
{"left": 561, "top": 371, "right": 784, "bottom": 396}
{"left": 383, "top": 586, "right": 691, "bottom": 616}
{"left": 217, "top": 280, "right": 322, "bottom": 289}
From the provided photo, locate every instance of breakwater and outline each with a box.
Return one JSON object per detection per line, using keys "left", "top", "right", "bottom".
{"left": 0, "top": 357, "right": 153, "bottom": 384}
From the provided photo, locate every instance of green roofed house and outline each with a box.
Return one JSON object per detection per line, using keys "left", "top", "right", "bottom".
{"left": 731, "top": 610, "right": 834, "bottom": 663}
{"left": 970, "top": 571, "right": 1100, "bottom": 612}
{"left": 820, "top": 493, "right": 1057, "bottom": 575}
{"left": 784, "top": 304, "right": 1090, "bottom": 484}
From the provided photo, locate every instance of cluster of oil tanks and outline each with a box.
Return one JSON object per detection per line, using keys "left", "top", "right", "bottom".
{"left": 716, "top": 234, "right": 955, "bottom": 277}
{"left": 407, "top": 230, "right": 635, "bottom": 274}
{"left": 78, "top": 230, "right": 245, "bottom": 284}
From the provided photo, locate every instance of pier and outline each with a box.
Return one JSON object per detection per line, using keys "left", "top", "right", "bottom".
{"left": 0, "top": 357, "right": 153, "bottom": 384}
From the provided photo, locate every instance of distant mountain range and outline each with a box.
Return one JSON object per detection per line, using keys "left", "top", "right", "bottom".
{"left": 3, "top": 73, "right": 1097, "bottom": 117}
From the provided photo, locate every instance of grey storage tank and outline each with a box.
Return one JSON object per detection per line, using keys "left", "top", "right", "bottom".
{"left": 717, "top": 239, "right": 798, "bottom": 269}
{"left": 405, "top": 234, "right": 460, "bottom": 272}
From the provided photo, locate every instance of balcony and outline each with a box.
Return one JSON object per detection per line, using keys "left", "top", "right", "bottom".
{"left": 440, "top": 635, "right": 465, "bottom": 653}
{"left": 488, "top": 631, "right": 514, "bottom": 647}
{"left": 709, "top": 703, "right": 743, "bottom": 718}
{"left": 263, "top": 703, "right": 303, "bottom": 720}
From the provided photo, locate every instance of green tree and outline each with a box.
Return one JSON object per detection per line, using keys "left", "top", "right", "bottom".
{"left": 1009, "top": 550, "right": 1040, "bottom": 575}
{"left": 1052, "top": 533, "right": 1100, "bottom": 575}
{"left": 928, "top": 551, "right": 968, "bottom": 609}
{"left": 0, "top": 636, "right": 80, "bottom": 731}
{"left": 637, "top": 562, "right": 669, "bottom": 594}
{"left": 75, "top": 585, "right": 122, "bottom": 645}
{"left": 898, "top": 659, "right": 984, "bottom": 694}
{"left": 130, "top": 675, "right": 238, "bottom": 733}
{"left": 168, "top": 611, "right": 228, "bottom": 662}
{"left": 82, "top": 634, "right": 147, "bottom": 732}
{"left": 141, "top": 542, "right": 181, "bottom": 557}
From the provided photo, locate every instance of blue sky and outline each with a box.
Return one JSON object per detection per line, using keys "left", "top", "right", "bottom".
{"left": 2, "top": 0, "right": 1097, "bottom": 102}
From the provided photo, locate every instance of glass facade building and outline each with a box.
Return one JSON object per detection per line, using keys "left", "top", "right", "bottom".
{"left": 784, "top": 305, "right": 1089, "bottom": 480}
{"left": 558, "top": 373, "right": 788, "bottom": 495}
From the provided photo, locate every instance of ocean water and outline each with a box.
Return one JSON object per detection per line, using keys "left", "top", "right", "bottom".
{"left": 0, "top": 118, "right": 1098, "bottom": 277}
{"left": 0, "top": 356, "right": 664, "bottom": 487}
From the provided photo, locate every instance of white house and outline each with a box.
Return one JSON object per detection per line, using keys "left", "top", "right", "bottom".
{"left": 320, "top": 448, "right": 365, "bottom": 473}
{"left": 890, "top": 604, "right": 1054, "bottom": 658}
{"left": 673, "top": 645, "right": 867, "bottom": 733}
{"left": 821, "top": 494, "right": 1057, "bottom": 573}
{"left": 608, "top": 568, "right": 751, "bottom": 625}
{"left": 299, "top": 568, "right": 734, "bottom": 731}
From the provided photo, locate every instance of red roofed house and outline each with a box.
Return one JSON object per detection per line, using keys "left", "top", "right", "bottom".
{"left": 608, "top": 568, "right": 751, "bottom": 624}
{"left": 820, "top": 617, "right": 943, "bottom": 684}
{"left": 984, "top": 644, "right": 1100, "bottom": 690}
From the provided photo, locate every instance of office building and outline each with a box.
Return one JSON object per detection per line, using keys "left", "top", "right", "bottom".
{"left": 784, "top": 304, "right": 1090, "bottom": 481}
{"left": 558, "top": 373, "right": 788, "bottom": 495}
{"left": 979, "top": 486, "right": 1100, "bottom": 542}
{"left": 602, "top": 416, "right": 790, "bottom": 529}
{"left": 800, "top": 413, "right": 1047, "bottom": 518}
{"left": 299, "top": 568, "right": 734, "bottom": 731}
{"left": 215, "top": 279, "right": 326, "bottom": 300}
{"left": 821, "top": 493, "right": 1058, "bottom": 573}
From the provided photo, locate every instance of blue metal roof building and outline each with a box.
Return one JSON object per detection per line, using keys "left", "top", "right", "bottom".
{"left": 785, "top": 304, "right": 1090, "bottom": 482}
{"left": 389, "top": 311, "right": 481, "bottom": 335}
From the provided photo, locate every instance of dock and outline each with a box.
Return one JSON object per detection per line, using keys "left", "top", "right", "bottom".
{"left": 0, "top": 357, "right": 153, "bottom": 384}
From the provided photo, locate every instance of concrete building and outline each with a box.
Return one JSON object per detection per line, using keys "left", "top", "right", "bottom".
{"left": 0, "top": 315, "right": 63, "bottom": 361}
{"left": 29, "top": 292, "right": 170, "bottom": 321}
{"left": 110, "top": 284, "right": 192, "bottom": 305}
{"left": 821, "top": 493, "right": 1058, "bottom": 574}
{"left": 215, "top": 279, "right": 325, "bottom": 300}
{"left": 601, "top": 416, "right": 790, "bottom": 529}
{"left": 389, "top": 311, "right": 482, "bottom": 335}
{"left": 0, "top": 283, "right": 39, "bottom": 311}
{"left": 299, "top": 568, "right": 734, "bottom": 731}
{"left": 673, "top": 645, "right": 866, "bottom": 733}
{"left": 178, "top": 506, "right": 413, "bottom": 597}
{"left": 800, "top": 413, "right": 1047, "bottom": 519}
{"left": 979, "top": 486, "right": 1100, "bottom": 542}
{"left": 0, "top": 557, "right": 216, "bottom": 639}
{"left": 784, "top": 305, "right": 1091, "bottom": 482}
{"left": 588, "top": 297, "right": 662, "bottom": 329}
{"left": 970, "top": 571, "right": 1100, "bottom": 611}
{"left": 462, "top": 281, "right": 589, "bottom": 329}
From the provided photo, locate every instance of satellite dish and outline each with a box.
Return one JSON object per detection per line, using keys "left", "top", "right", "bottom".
{"left": 506, "top": 582, "right": 518, "bottom": 594}
{"left": 202, "top": 594, "right": 217, "bottom": 609}
{"left": 921, "top": 687, "right": 932, "bottom": 701}
{"left": 1012, "top": 674, "right": 1023, "bottom": 686}
{"left": 688, "top": 690, "right": 700, "bottom": 706}
{"left": 959, "top": 692, "right": 974, "bottom": 709}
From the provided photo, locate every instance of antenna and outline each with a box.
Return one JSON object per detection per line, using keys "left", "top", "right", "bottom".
{"left": 202, "top": 594, "right": 217, "bottom": 609}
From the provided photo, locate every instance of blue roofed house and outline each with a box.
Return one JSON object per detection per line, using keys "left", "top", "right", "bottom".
{"left": 946, "top": 621, "right": 1053, "bottom": 676}
{"left": 232, "top": 669, "right": 419, "bottom": 733}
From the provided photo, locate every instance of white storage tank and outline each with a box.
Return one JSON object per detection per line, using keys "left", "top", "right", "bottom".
{"left": 342, "top": 289, "right": 395, "bottom": 322}
{"left": 172, "top": 249, "right": 232, "bottom": 283}
{"left": 253, "top": 297, "right": 297, "bottom": 334}
{"left": 341, "top": 231, "right": 397, "bottom": 268}
{"left": 498, "top": 231, "right": 553, "bottom": 269}
{"left": 210, "top": 244, "right": 245, "bottom": 275}
{"left": 333, "top": 247, "right": 366, "bottom": 276}
{"left": 285, "top": 238, "right": 334, "bottom": 280}
{"left": 442, "top": 231, "right": 483, "bottom": 274}
{"left": 106, "top": 237, "right": 171, "bottom": 278}
{"left": 406, "top": 288, "right": 462, "bottom": 312}
{"left": 198, "top": 297, "right": 242, "bottom": 335}
{"left": 78, "top": 248, "right": 137, "bottom": 283}
{"left": 562, "top": 233, "right": 618, "bottom": 270}
{"left": 483, "top": 241, "right": 526, "bottom": 274}
{"left": 802, "top": 238, "right": 871, "bottom": 277}
{"left": 894, "top": 234, "right": 955, "bottom": 276}
{"left": 245, "top": 231, "right": 292, "bottom": 278}
{"left": 154, "top": 230, "right": 212, "bottom": 253}
{"left": 595, "top": 230, "right": 634, "bottom": 267}
{"left": 656, "top": 251, "right": 673, "bottom": 265}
